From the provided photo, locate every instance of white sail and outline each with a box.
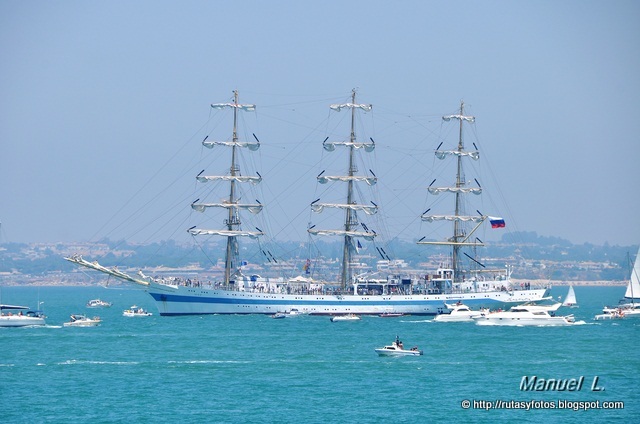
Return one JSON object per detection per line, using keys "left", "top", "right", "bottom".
{"left": 421, "top": 214, "right": 485, "bottom": 223}
{"left": 188, "top": 228, "right": 264, "bottom": 238}
{"left": 443, "top": 114, "right": 475, "bottom": 122}
{"left": 203, "top": 140, "right": 260, "bottom": 151}
{"left": 308, "top": 229, "right": 376, "bottom": 241}
{"left": 318, "top": 175, "right": 377, "bottom": 186}
{"left": 196, "top": 175, "right": 262, "bottom": 184}
{"left": 625, "top": 247, "right": 640, "bottom": 299}
{"left": 562, "top": 285, "right": 577, "bottom": 306}
{"left": 311, "top": 203, "right": 378, "bottom": 215}
{"left": 211, "top": 103, "right": 256, "bottom": 111}
{"left": 428, "top": 187, "right": 482, "bottom": 195}
{"left": 435, "top": 150, "right": 480, "bottom": 160}
{"left": 191, "top": 202, "right": 263, "bottom": 214}
{"left": 329, "top": 103, "right": 372, "bottom": 112}
{"left": 323, "top": 141, "right": 375, "bottom": 152}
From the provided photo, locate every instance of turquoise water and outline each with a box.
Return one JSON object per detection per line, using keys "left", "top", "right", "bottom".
{"left": 1, "top": 285, "right": 637, "bottom": 423}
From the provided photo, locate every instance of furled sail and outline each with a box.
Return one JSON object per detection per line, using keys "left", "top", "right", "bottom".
{"left": 308, "top": 228, "right": 376, "bottom": 240}
{"left": 311, "top": 203, "right": 378, "bottom": 215}
{"left": 329, "top": 103, "right": 372, "bottom": 112}
{"left": 435, "top": 150, "right": 479, "bottom": 160}
{"left": 443, "top": 114, "right": 475, "bottom": 122}
{"left": 203, "top": 140, "right": 260, "bottom": 151}
{"left": 196, "top": 175, "right": 262, "bottom": 185}
{"left": 428, "top": 187, "right": 482, "bottom": 195}
{"left": 323, "top": 140, "right": 375, "bottom": 152}
{"left": 421, "top": 214, "right": 486, "bottom": 223}
{"left": 211, "top": 103, "right": 256, "bottom": 111}
{"left": 191, "top": 202, "right": 263, "bottom": 214}
{"left": 188, "top": 228, "right": 264, "bottom": 238}
{"left": 318, "top": 175, "right": 377, "bottom": 185}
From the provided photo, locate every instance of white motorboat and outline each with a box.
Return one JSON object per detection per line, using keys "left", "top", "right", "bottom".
{"left": 272, "top": 308, "right": 304, "bottom": 319}
{"left": 594, "top": 308, "right": 625, "bottom": 320}
{"left": 330, "top": 314, "right": 361, "bottom": 322}
{"left": 473, "top": 304, "right": 584, "bottom": 326}
{"left": 0, "top": 304, "right": 46, "bottom": 327}
{"left": 123, "top": 306, "right": 153, "bottom": 317}
{"left": 518, "top": 301, "right": 562, "bottom": 312}
{"left": 375, "top": 336, "right": 423, "bottom": 356}
{"left": 63, "top": 314, "right": 101, "bottom": 327}
{"left": 379, "top": 312, "right": 404, "bottom": 318}
{"left": 602, "top": 303, "right": 640, "bottom": 318}
{"left": 434, "top": 302, "right": 484, "bottom": 322}
{"left": 86, "top": 299, "right": 112, "bottom": 308}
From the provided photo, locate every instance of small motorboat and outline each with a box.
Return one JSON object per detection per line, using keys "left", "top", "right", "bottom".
{"left": 595, "top": 308, "right": 625, "bottom": 320}
{"left": 271, "top": 309, "right": 303, "bottom": 319}
{"left": 330, "top": 314, "right": 361, "bottom": 322}
{"left": 63, "top": 314, "right": 101, "bottom": 327}
{"left": 123, "top": 306, "right": 153, "bottom": 317}
{"left": 434, "top": 302, "right": 484, "bottom": 322}
{"left": 379, "top": 312, "right": 404, "bottom": 318}
{"left": 86, "top": 299, "right": 112, "bottom": 308}
{"left": 602, "top": 303, "right": 640, "bottom": 318}
{"left": 375, "top": 336, "right": 423, "bottom": 356}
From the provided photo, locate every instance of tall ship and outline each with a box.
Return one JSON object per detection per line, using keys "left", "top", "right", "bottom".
{"left": 66, "top": 92, "right": 549, "bottom": 315}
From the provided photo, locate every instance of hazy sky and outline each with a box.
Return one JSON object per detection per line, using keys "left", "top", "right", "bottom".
{"left": 1, "top": 0, "right": 639, "bottom": 247}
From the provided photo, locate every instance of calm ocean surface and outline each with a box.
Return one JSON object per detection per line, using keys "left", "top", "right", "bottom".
{"left": 1, "top": 285, "right": 637, "bottom": 423}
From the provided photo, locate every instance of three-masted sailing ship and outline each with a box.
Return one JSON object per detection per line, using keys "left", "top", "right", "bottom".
{"left": 66, "top": 92, "right": 549, "bottom": 315}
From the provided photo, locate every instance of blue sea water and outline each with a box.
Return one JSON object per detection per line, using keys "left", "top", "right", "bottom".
{"left": 1, "top": 285, "right": 637, "bottom": 423}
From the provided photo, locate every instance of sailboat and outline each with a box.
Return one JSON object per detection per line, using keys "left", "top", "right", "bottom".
{"left": 562, "top": 285, "right": 578, "bottom": 308}
{"left": 65, "top": 93, "right": 549, "bottom": 315}
{"left": 602, "top": 247, "right": 640, "bottom": 318}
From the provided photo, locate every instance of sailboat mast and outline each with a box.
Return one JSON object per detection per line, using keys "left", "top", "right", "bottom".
{"left": 225, "top": 90, "right": 241, "bottom": 286}
{"left": 342, "top": 89, "right": 358, "bottom": 288}
{"left": 452, "top": 101, "right": 465, "bottom": 282}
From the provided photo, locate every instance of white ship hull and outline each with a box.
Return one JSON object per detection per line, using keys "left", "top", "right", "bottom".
{"left": 145, "top": 283, "right": 549, "bottom": 316}
{"left": 0, "top": 315, "right": 46, "bottom": 327}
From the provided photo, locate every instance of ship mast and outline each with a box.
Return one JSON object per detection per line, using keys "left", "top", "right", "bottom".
{"left": 308, "top": 89, "right": 377, "bottom": 289}
{"left": 225, "top": 90, "right": 241, "bottom": 286}
{"left": 452, "top": 101, "right": 466, "bottom": 278}
{"left": 418, "top": 101, "right": 485, "bottom": 283}
{"left": 342, "top": 89, "right": 358, "bottom": 287}
{"left": 188, "top": 91, "right": 264, "bottom": 288}
{"left": 65, "top": 92, "right": 264, "bottom": 290}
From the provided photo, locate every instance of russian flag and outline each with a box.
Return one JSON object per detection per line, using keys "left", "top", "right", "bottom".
{"left": 489, "top": 217, "right": 506, "bottom": 229}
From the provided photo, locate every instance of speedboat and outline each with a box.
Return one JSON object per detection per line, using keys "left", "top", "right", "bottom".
{"left": 0, "top": 304, "right": 46, "bottom": 327}
{"left": 63, "top": 314, "right": 101, "bottom": 327}
{"left": 122, "top": 306, "right": 153, "bottom": 317}
{"left": 375, "top": 336, "right": 423, "bottom": 356}
{"left": 602, "top": 303, "right": 640, "bottom": 318}
{"left": 379, "top": 312, "right": 404, "bottom": 318}
{"left": 86, "top": 299, "right": 112, "bottom": 308}
{"left": 594, "top": 308, "right": 625, "bottom": 320}
{"left": 473, "top": 304, "right": 584, "bottom": 326}
{"left": 434, "top": 302, "right": 484, "bottom": 322}
{"left": 271, "top": 308, "right": 303, "bottom": 319}
{"left": 330, "top": 314, "right": 361, "bottom": 322}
